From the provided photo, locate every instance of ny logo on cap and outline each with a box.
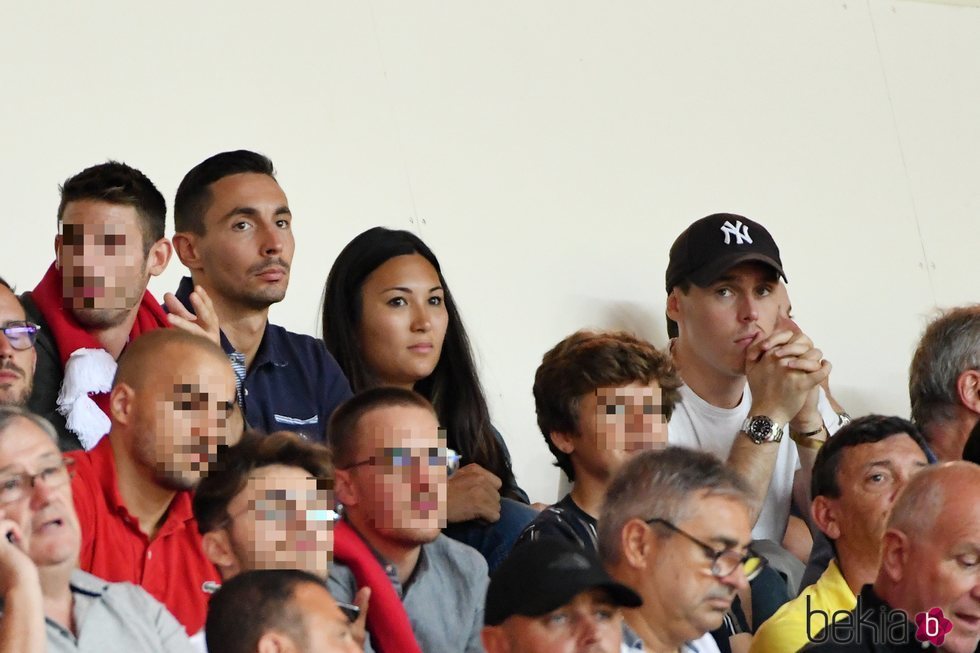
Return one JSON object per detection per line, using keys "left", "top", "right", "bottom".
{"left": 720, "top": 220, "right": 752, "bottom": 245}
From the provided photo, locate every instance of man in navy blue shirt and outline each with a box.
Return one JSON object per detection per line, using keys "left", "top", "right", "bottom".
{"left": 169, "top": 150, "right": 351, "bottom": 442}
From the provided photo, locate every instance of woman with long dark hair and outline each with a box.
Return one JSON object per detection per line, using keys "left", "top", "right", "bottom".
{"left": 322, "top": 226, "right": 536, "bottom": 568}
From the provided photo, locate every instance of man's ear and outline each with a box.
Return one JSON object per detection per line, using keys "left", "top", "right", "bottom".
{"left": 665, "top": 289, "right": 682, "bottom": 322}
{"left": 144, "top": 237, "right": 172, "bottom": 278}
{"left": 621, "top": 518, "right": 653, "bottom": 569}
{"left": 54, "top": 234, "right": 63, "bottom": 269}
{"left": 481, "top": 625, "right": 510, "bottom": 653}
{"left": 956, "top": 370, "right": 980, "bottom": 415}
{"left": 335, "top": 469, "right": 358, "bottom": 508}
{"left": 201, "top": 530, "right": 240, "bottom": 576}
{"left": 109, "top": 383, "right": 136, "bottom": 426}
{"left": 172, "top": 232, "right": 204, "bottom": 271}
{"left": 810, "top": 496, "right": 841, "bottom": 541}
{"left": 256, "top": 631, "right": 293, "bottom": 653}
{"left": 878, "top": 529, "right": 910, "bottom": 584}
{"left": 548, "top": 431, "right": 576, "bottom": 456}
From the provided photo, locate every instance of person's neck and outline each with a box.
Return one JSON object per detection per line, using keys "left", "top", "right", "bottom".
{"left": 195, "top": 278, "right": 269, "bottom": 369}
{"left": 834, "top": 542, "right": 880, "bottom": 597}
{"left": 39, "top": 564, "right": 75, "bottom": 634}
{"left": 347, "top": 513, "right": 423, "bottom": 586}
{"left": 88, "top": 310, "right": 140, "bottom": 359}
{"left": 623, "top": 607, "right": 684, "bottom": 653}
{"left": 109, "top": 432, "right": 177, "bottom": 540}
{"left": 672, "top": 338, "right": 745, "bottom": 408}
{"left": 568, "top": 472, "right": 609, "bottom": 519}
{"left": 923, "top": 413, "right": 977, "bottom": 462}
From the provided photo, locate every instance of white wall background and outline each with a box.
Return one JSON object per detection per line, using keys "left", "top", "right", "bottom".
{"left": 2, "top": 0, "right": 978, "bottom": 503}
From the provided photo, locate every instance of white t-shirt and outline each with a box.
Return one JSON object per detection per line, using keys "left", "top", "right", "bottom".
{"left": 621, "top": 631, "right": 722, "bottom": 653}
{"left": 667, "top": 383, "right": 838, "bottom": 542}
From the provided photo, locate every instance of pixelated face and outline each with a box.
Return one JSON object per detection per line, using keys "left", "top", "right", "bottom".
{"left": 342, "top": 404, "right": 447, "bottom": 544}
{"left": 827, "top": 434, "right": 928, "bottom": 556}
{"left": 566, "top": 382, "right": 667, "bottom": 482}
{"left": 293, "top": 582, "right": 361, "bottom": 653}
{"left": 493, "top": 589, "right": 623, "bottom": 653}
{"left": 668, "top": 262, "right": 779, "bottom": 377}
{"left": 131, "top": 350, "right": 239, "bottom": 490}
{"left": 57, "top": 200, "right": 153, "bottom": 328}
{"left": 358, "top": 254, "right": 448, "bottom": 388}
{"left": 644, "top": 494, "right": 752, "bottom": 642}
{"left": 194, "top": 173, "right": 293, "bottom": 310}
{"left": 898, "top": 489, "right": 980, "bottom": 653}
{"left": 0, "top": 287, "right": 36, "bottom": 407}
{"left": 224, "top": 464, "right": 334, "bottom": 577}
{"left": 0, "top": 418, "right": 80, "bottom": 569}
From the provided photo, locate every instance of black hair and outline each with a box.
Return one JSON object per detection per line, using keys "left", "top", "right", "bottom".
{"left": 811, "top": 415, "right": 930, "bottom": 499}
{"left": 321, "top": 227, "right": 521, "bottom": 498}
{"left": 174, "top": 150, "right": 275, "bottom": 235}
{"left": 205, "top": 569, "right": 320, "bottom": 653}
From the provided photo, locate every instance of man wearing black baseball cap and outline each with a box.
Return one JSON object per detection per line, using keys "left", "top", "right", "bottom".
{"left": 482, "top": 538, "right": 641, "bottom": 653}
{"left": 664, "top": 213, "right": 836, "bottom": 548}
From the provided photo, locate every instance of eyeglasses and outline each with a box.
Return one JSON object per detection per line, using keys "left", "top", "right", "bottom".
{"left": 1, "top": 322, "right": 40, "bottom": 351}
{"left": 0, "top": 458, "right": 74, "bottom": 505}
{"left": 221, "top": 488, "right": 340, "bottom": 528}
{"left": 645, "top": 518, "right": 765, "bottom": 581}
{"left": 343, "top": 447, "right": 461, "bottom": 475}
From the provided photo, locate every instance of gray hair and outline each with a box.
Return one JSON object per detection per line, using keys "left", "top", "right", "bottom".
{"left": 0, "top": 406, "right": 59, "bottom": 444}
{"left": 909, "top": 305, "right": 980, "bottom": 435}
{"left": 597, "top": 447, "right": 755, "bottom": 565}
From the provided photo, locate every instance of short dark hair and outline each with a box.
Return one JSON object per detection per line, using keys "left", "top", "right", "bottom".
{"left": 810, "top": 415, "right": 930, "bottom": 500}
{"left": 174, "top": 150, "right": 275, "bottom": 235}
{"left": 534, "top": 330, "right": 681, "bottom": 482}
{"left": 205, "top": 568, "right": 321, "bottom": 653}
{"left": 194, "top": 431, "right": 334, "bottom": 535}
{"left": 327, "top": 387, "right": 436, "bottom": 469}
{"left": 0, "top": 276, "right": 11, "bottom": 292}
{"left": 57, "top": 161, "right": 166, "bottom": 257}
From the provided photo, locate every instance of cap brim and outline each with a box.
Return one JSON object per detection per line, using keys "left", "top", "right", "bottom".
{"left": 687, "top": 253, "right": 787, "bottom": 288}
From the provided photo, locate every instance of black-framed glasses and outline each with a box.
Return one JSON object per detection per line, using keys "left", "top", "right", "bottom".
{"left": 0, "top": 457, "right": 75, "bottom": 505}
{"left": 645, "top": 518, "right": 765, "bottom": 581}
{"left": 342, "top": 447, "right": 461, "bottom": 476}
{"left": 219, "top": 487, "right": 340, "bottom": 530}
{"left": 1, "top": 322, "right": 40, "bottom": 351}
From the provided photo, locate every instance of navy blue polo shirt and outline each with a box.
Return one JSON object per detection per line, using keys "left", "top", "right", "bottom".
{"left": 173, "top": 277, "right": 352, "bottom": 442}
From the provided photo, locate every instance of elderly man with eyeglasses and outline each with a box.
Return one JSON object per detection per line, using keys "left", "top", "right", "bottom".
{"left": 0, "top": 406, "right": 194, "bottom": 652}
{"left": 0, "top": 278, "right": 39, "bottom": 408}
{"left": 326, "top": 386, "right": 487, "bottom": 653}
{"left": 598, "top": 447, "right": 763, "bottom": 653}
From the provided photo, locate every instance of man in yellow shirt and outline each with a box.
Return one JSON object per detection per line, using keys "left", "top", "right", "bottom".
{"left": 749, "top": 415, "right": 929, "bottom": 652}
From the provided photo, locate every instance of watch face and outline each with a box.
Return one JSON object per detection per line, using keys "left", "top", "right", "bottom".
{"left": 747, "top": 416, "right": 776, "bottom": 443}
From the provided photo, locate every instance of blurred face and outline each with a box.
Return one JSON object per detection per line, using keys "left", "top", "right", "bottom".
{"left": 127, "top": 346, "right": 239, "bottom": 490}
{"left": 358, "top": 254, "right": 448, "bottom": 388}
{"left": 557, "top": 383, "right": 667, "bottom": 483}
{"left": 668, "top": 262, "right": 780, "bottom": 378}
{"left": 825, "top": 434, "right": 928, "bottom": 557}
{"left": 224, "top": 465, "right": 334, "bottom": 578}
{"left": 0, "top": 287, "right": 36, "bottom": 407}
{"left": 57, "top": 200, "right": 156, "bottom": 328}
{"left": 643, "top": 494, "right": 752, "bottom": 643}
{"left": 337, "top": 405, "right": 447, "bottom": 546}
{"left": 895, "top": 488, "right": 980, "bottom": 653}
{"left": 191, "top": 173, "right": 294, "bottom": 310}
{"left": 0, "top": 418, "right": 80, "bottom": 569}
{"left": 292, "top": 582, "right": 361, "bottom": 653}
{"left": 485, "top": 589, "right": 623, "bottom": 653}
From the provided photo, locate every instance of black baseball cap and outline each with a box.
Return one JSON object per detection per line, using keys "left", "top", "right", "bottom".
{"left": 665, "top": 213, "right": 787, "bottom": 293}
{"left": 484, "top": 538, "right": 642, "bottom": 626}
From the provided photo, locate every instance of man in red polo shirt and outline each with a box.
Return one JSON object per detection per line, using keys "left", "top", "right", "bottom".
{"left": 68, "top": 328, "right": 240, "bottom": 635}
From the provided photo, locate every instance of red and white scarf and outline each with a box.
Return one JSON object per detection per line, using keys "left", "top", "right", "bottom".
{"left": 31, "top": 262, "right": 169, "bottom": 449}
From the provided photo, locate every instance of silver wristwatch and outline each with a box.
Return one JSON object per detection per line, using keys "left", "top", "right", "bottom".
{"left": 741, "top": 415, "right": 784, "bottom": 444}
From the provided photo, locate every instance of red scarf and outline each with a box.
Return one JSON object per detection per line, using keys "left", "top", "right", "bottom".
{"left": 334, "top": 520, "right": 423, "bottom": 653}
{"left": 31, "top": 262, "right": 169, "bottom": 422}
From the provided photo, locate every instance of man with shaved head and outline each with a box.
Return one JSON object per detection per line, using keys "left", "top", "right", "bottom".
{"left": 68, "top": 329, "right": 241, "bottom": 636}
{"left": 803, "top": 462, "right": 980, "bottom": 652}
